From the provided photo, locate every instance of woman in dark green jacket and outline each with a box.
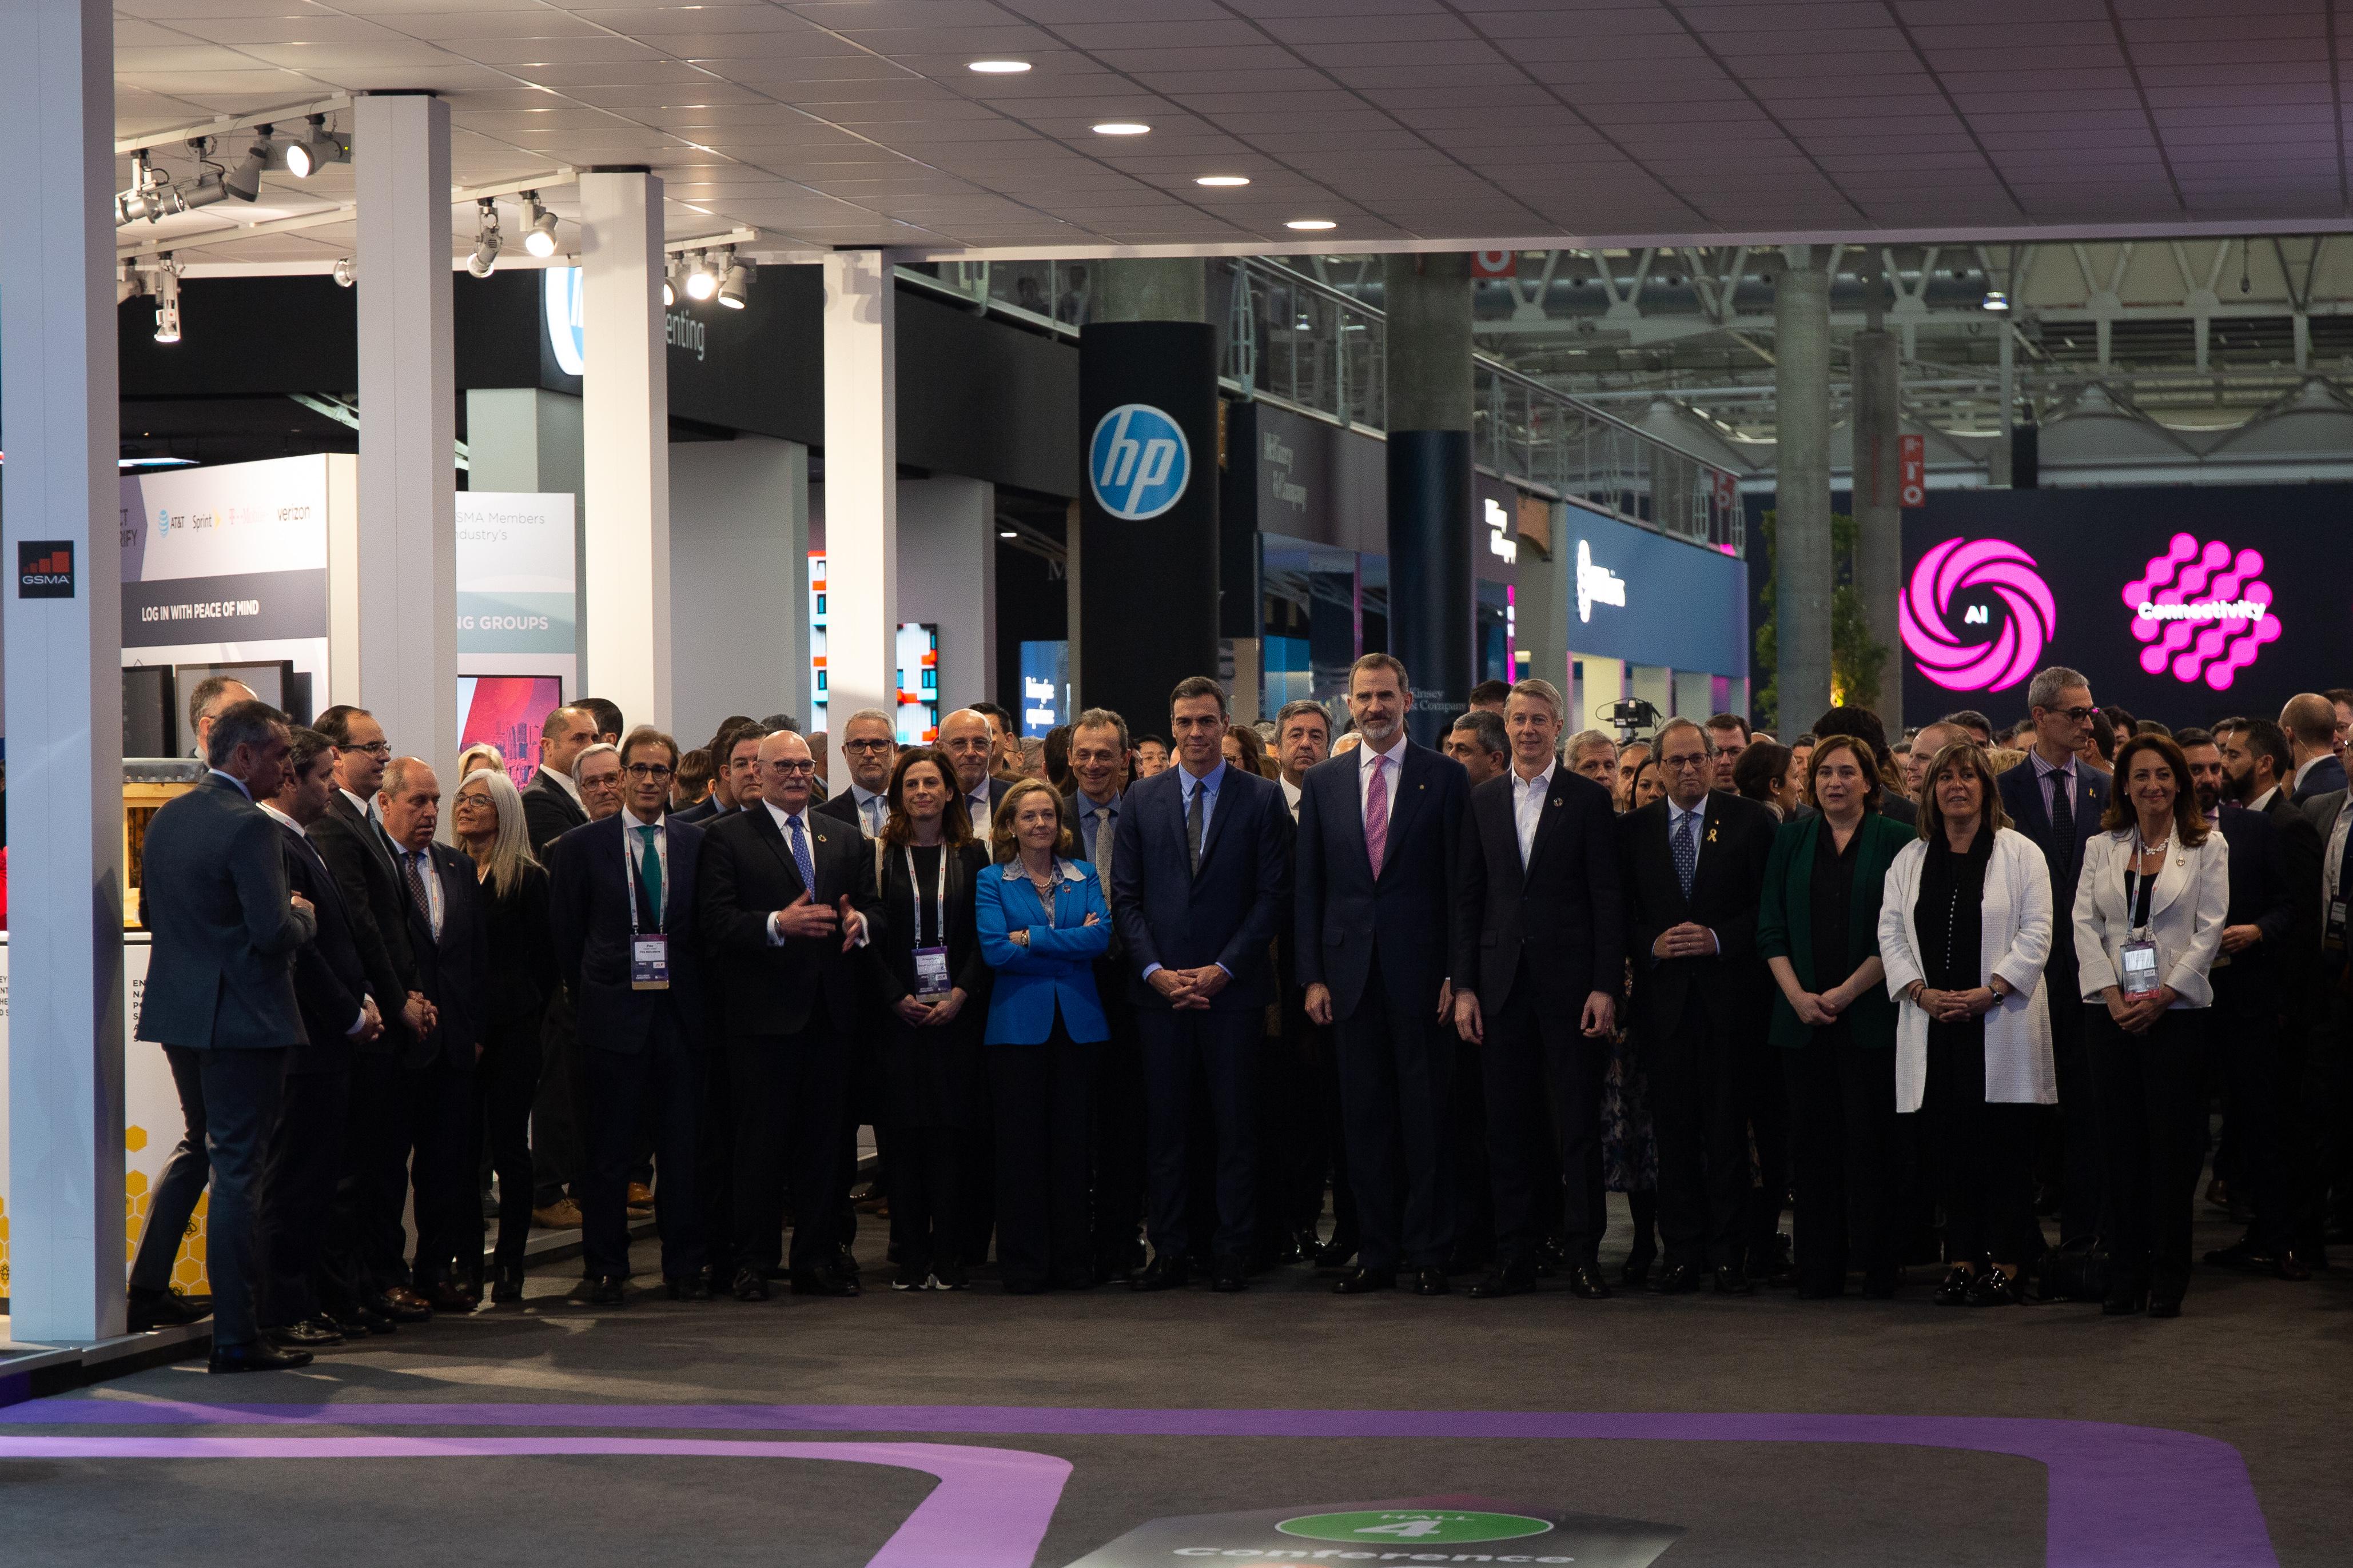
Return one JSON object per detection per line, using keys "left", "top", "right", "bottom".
{"left": 1758, "top": 735, "right": 1915, "bottom": 1299}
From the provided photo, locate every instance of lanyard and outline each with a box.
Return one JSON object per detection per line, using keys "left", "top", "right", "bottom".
{"left": 624, "top": 819, "right": 663, "bottom": 936}
{"left": 906, "top": 845, "right": 950, "bottom": 945}
{"left": 2123, "top": 829, "right": 2163, "bottom": 938}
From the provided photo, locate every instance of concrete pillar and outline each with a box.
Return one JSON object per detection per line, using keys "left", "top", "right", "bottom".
{"left": 467, "top": 387, "right": 586, "bottom": 679}
{"left": 1, "top": 0, "right": 125, "bottom": 1344}
{"left": 1849, "top": 326, "right": 1903, "bottom": 727}
{"left": 1096, "top": 259, "right": 1208, "bottom": 325}
{"left": 898, "top": 476, "right": 998, "bottom": 720}
{"left": 670, "top": 437, "right": 810, "bottom": 745}
{"left": 578, "top": 170, "right": 671, "bottom": 731}
{"left": 355, "top": 92, "right": 456, "bottom": 765}
{"left": 822, "top": 249, "right": 898, "bottom": 722}
{"left": 1383, "top": 253, "right": 1476, "bottom": 746}
{"left": 1515, "top": 500, "right": 1571, "bottom": 719}
{"left": 1773, "top": 246, "right": 1834, "bottom": 728}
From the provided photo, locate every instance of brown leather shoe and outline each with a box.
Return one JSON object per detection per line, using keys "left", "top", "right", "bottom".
{"left": 377, "top": 1285, "right": 434, "bottom": 1322}
{"left": 625, "top": 1183, "right": 655, "bottom": 1216}
{"left": 421, "top": 1279, "right": 477, "bottom": 1313}
{"left": 532, "top": 1198, "right": 584, "bottom": 1230}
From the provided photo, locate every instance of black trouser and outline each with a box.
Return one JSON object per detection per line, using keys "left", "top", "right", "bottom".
{"left": 129, "top": 1044, "right": 215, "bottom": 1298}
{"left": 1650, "top": 1002, "right": 1750, "bottom": 1271}
{"left": 256, "top": 1066, "right": 349, "bottom": 1328}
{"left": 1484, "top": 973, "right": 1608, "bottom": 1270}
{"left": 1140, "top": 1007, "right": 1259, "bottom": 1263}
{"left": 531, "top": 990, "right": 584, "bottom": 1207}
{"left": 2044, "top": 958, "right": 2107, "bottom": 1246}
{"left": 2088, "top": 1006, "right": 2207, "bottom": 1299}
{"left": 477, "top": 1019, "right": 542, "bottom": 1272}
{"left": 727, "top": 1027, "right": 847, "bottom": 1278}
{"left": 1448, "top": 1036, "right": 1492, "bottom": 1265}
{"left": 1089, "top": 980, "right": 1147, "bottom": 1267}
{"left": 1920, "top": 1030, "right": 2038, "bottom": 1266}
{"left": 1745, "top": 1023, "right": 1791, "bottom": 1270}
{"left": 2285, "top": 999, "right": 2344, "bottom": 1259}
{"left": 698, "top": 1031, "right": 735, "bottom": 1276}
{"left": 889, "top": 1126, "right": 965, "bottom": 1278}
{"left": 405, "top": 1051, "right": 477, "bottom": 1287}
{"left": 148, "top": 1046, "right": 284, "bottom": 1347}
{"left": 580, "top": 1006, "right": 704, "bottom": 1280}
{"left": 1332, "top": 987, "right": 1452, "bottom": 1273}
{"left": 1255, "top": 1002, "right": 1315, "bottom": 1256}
{"left": 2306, "top": 989, "right": 2352, "bottom": 1250}
{"left": 2208, "top": 974, "right": 2289, "bottom": 1252}
{"left": 331, "top": 1051, "right": 416, "bottom": 1298}
{"left": 1782, "top": 1032, "right": 1900, "bottom": 1292}
{"left": 990, "top": 1020, "right": 1094, "bottom": 1287}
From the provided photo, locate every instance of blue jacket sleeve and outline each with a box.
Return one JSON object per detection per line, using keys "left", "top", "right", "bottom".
{"left": 976, "top": 873, "right": 1057, "bottom": 974}
{"left": 1026, "top": 870, "right": 1112, "bottom": 961}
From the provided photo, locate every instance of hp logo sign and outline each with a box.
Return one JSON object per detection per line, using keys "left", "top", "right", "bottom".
{"left": 1088, "top": 404, "right": 1191, "bottom": 521}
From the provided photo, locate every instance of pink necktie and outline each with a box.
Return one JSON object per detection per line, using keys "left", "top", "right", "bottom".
{"left": 1364, "top": 753, "right": 1389, "bottom": 879}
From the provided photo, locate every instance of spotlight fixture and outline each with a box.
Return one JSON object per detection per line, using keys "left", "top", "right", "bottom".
{"left": 998, "top": 529, "right": 1017, "bottom": 538}
{"left": 716, "top": 250, "right": 753, "bottom": 309}
{"left": 1092, "top": 121, "right": 1150, "bottom": 135}
{"left": 1196, "top": 174, "right": 1250, "bottom": 187}
{"left": 284, "top": 114, "right": 348, "bottom": 178}
{"left": 332, "top": 255, "right": 356, "bottom": 288}
{"left": 662, "top": 259, "right": 680, "bottom": 309}
{"left": 152, "top": 265, "right": 182, "bottom": 345}
{"left": 467, "top": 198, "right": 501, "bottom": 278}
{"left": 968, "top": 58, "right": 1030, "bottom": 73}
{"left": 1981, "top": 288, "right": 2009, "bottom": 312}
{"left": 1285, "top": 218, "right": 1336, "bottom": 230}
{"left": 683, "top": 249, "right": 719, "bottom": 302}
{"left": 116, "top": 150, "right": 232, "bottom": 225}
{"left": 222, "top": 127, "right": 273, "bottom": 202}
{"left": 521, "top": 191, "right": 559, "bottom": 257}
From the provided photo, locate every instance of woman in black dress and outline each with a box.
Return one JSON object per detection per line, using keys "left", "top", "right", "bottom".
{"left": 866, "top": 747, "right": 992, "bottom": 1291}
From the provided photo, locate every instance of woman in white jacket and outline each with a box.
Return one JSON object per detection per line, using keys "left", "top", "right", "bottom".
{"left": 1880, "top": 740, "right": 2053, "bottom": 1308}
{"left": 2071, "top": 732, "right": 2229, "bottom": 1320}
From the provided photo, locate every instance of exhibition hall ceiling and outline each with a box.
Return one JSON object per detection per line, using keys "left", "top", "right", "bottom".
{"left": 112, "top": 0, "right": 2352, "bottom": 267}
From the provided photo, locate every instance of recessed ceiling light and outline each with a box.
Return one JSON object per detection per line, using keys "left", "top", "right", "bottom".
{"left": 1285, "top": 219, "right": 1336, "bottom": 230}
{"left": 969, "top": 59, "right": 1030, "bottom": 73}
{"left": 1092, "top": 121, "right": 1150, "bottom": 135}
{"left": 1196, "top": 174, "right": 1250, "bottom": 187}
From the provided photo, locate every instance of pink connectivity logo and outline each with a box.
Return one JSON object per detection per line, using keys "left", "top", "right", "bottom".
{"left": 1900, "top": 537, "right": 2055, "bottom": 693}
{"left": 2121, "top": 534, "right": 2279, "bottom": 690}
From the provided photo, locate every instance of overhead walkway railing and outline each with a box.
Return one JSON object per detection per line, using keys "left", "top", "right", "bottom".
{"left": 898, "top": 257, "right": 1746, "bottom": 556}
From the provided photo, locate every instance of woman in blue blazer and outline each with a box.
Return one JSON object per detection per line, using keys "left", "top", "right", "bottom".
{"left": 976, "top": 778, "right": 1112, "bottom": 1293}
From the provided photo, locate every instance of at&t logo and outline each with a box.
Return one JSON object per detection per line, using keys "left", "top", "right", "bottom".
{"left": 1089, "top": 403, "right": 1189, "bottom": 521}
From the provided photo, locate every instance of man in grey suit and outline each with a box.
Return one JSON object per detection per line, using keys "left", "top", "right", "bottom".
{"left": 132, "top": 700, "right": 318, "bottom": 1372}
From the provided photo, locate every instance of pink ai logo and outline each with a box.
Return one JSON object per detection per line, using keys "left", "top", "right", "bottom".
{"left": 1900, "top": 537, "right": 2054, "bottom": 692}
{"left": 2121, "top": 534, "right": 2279, "bottom": 690}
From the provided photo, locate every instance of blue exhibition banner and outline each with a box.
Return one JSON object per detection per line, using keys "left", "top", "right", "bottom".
{"left": 1552, "top": 501, "right": 1749, "bottom": 675}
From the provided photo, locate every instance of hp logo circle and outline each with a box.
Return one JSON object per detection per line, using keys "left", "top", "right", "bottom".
{"left": 1088, "top": 403, "right": 1191, "bottom": 521}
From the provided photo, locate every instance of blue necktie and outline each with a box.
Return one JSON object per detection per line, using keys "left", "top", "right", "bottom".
{"left": 1672, "top": 811, "right": 1697, "bottom": 901}
{"left": 787, "top": 813, "right": 818, "bottom": 897}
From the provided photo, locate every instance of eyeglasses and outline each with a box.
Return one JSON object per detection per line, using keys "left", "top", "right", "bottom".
{"left": 768, "top": 760, "right": 818, "bottom": 775}
{"left": 347, "top": 741, "right": 392, "bottom": 758}
{"left": 2045, "top": 706, "right": 2099, "bottom": 724}
{"left": 841, "top": 739, "right": 894, "bottom": 754}
{"left": 1662, "top": 754, "right": 1712, "bottom": 771}
{"left": 625, "top": 763, "right": 674, "bottom": 781}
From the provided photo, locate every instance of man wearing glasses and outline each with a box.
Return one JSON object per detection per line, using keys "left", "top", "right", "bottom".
{"left": 1997, "top": 666, "right": 2111, "bottom": 1248}
{"left": 818, "top": 708, "right": 899, "bottom": 839}
{"left": 550, "top": 727, "right": 714, "bottom": 1304}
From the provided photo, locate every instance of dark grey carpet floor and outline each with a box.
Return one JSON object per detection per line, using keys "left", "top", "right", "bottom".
{"left": 3, "top": 1192, "right": 2345, "bottom": 1567}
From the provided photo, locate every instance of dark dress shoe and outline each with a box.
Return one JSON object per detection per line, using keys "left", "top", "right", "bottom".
{"left": 490, "top": 1262, "right": 526, "bottom": 1304}
{"left": 327, "top": 1303, "right": 396, "bottom": 1336}
{"left": 2101, "top": 1284, "right": 2148, "bottom": 1316}
{"left": 1468, "top": 1267, "right": 1536, "bottom": 1299}
{"left": 126, "top": 1288, "right": 211, "bottom": 1332}
{"left": 265, "top": 1318, "right": 344, "bottom": 1348}
{"left": 1052, "top": 1263, "right": 1096, "bottom": 1291}
{"left": 1412, "top": 1267, "right": 1450, "bottom": 1296}
{"left": 1619, "top": 1257, "right": 1652, "bottom": 1288}
{"left": 731, "top": 1268, "right": 770, "bottom": 1302}
{"left": 1293, "top": 1228, "right": 1324, "bottom": 1262}
{"left": 1567, "top": 1264, "right": 1613, "bottom": 1300}
{"left": 791, "top": 1270, "right": 859, "bottom": 1297}
{"left": 2147, "top": 1294, "right": 2183, "bottom": 1319}
{"left": 1132, "top": 1254, "right": 1193, "bottom": 1292}
{"left": 1333, "top": 1266, "right": 1394, "bottom": 1295}
{"left": 834, "top": 1244, "right": 862, "bottom": 1281}
{"left": 1311, "top": 1236, "right": 1359, "bottom": 1270}
{"left": 2276, "top": 1251, "right": 2314, "bottom": 1282}
{"left": 1964, "top": 1268, "right": 2019, "bottom": 1307}
{"left": 420, "top": 1279, "right": 477, "bottom": 1313}
{"left": 1208, "top": 1254, "right": 1248, "bottom": 1292}
{"left": 1713, "top": 1266, "right": 1755, "bottom": 1296}
{"left": 667, "top": 1274, "right": 712, "bottom": 1302}
{"left": 576, "top": 1274, "right": 626, "bottom": 1306}
{"left": 376, "top": 1286, "right": 434, "bottom": 1322}
{"left": 208, "top": 1341, "right": 313, "bottom": 1374}
{"left": 1934, "top": 1266, "right": 1974, "bottom": 1306}
{"left": 2204, "top": 1238, "right": 2274, "bottom": 1273}
{"left": 1648, "top": 1263, "right": 1702, "bottom": 1295}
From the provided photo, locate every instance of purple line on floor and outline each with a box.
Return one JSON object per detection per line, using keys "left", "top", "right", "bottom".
{"left": 1, "top": 1402, "right": 2277, "bottom": 1567}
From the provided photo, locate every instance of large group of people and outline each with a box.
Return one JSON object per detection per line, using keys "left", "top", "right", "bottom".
{"left": 129, "top": 659, "right": 2353, "bottom": 1370}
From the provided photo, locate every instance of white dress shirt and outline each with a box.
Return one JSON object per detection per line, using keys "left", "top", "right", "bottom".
{"left": 1280, "top": 776, "right": 1301, "bottom": 821}
{"left": 2295, "top": 753, "right": 2331, "bottom": 793}
{"left": 400, "top": 841, "right": 444, "bottom": 941}
{"left": 2248, "top": 785, "right": 2280, "bottom": 813}
{"left": 622, "top": 806, "right": 671, "bottom": 926}
{"left": 966, "top": 785, "right": 995, "bottom": 836}
{"left": 1510, "top": 759, "right": 1555, "bottom": 867}
{"left": 1666, "top": 794, "right": 1709, "bottom": 878}
{"left": 1357, "top": 732, "right": 1406, "bottom": 823}
{"left": 544, "top": 765, "right": 585, "bottom": 807}
{"left": 847, "top": 783, "right": 888, "bottom": 837}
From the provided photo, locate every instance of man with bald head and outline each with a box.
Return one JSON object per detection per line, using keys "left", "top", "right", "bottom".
{"left": 696, "top": 729, "right": 878, "bottom": 1300}
{"left": 2282, "top": 693, "right": 2349, "bottom": 804}
{"left": 525, "top": 705, "right": 600, "bottom": 852}
{"left": 939, "top": 707, "right": 1010, "bottom": 839}
{"left": 1904, "top": 721, "right": 1962, "bottom": 800}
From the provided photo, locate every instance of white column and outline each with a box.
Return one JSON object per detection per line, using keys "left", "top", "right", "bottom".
{"left": 897, "top": 476, "right": 995, "bottom": 715}
{"left": 355, "top": 92, "right": 456, "bottom": 765}
{"left": 1, "top": 0, "right": 125, "bottom": 1343}
{"left": 579, "top": 171, "right": 672, "bottom": 731}
{"left": 670, "top": 436, "right": 810, "bottom": 742}
{"left": 822, "top": 250, "right": 898, "bottom": 721}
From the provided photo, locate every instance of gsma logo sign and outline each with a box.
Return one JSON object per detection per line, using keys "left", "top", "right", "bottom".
{"left": 18, "top": 539, "right": 75, "bottom": 599}
{"left": 1089, "top": 403, "right": 1190, "bottom": 521}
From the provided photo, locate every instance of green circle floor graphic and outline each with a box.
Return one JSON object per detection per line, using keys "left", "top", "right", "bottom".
{"left": 1275, "top": 1510, "right": 1556, "bottom": 1545}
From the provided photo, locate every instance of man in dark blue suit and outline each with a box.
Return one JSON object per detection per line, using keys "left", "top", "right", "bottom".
{"left": 132, "top": 700, "right": 317, "bottom": 1371}
{"left": 379, "top": 757, "right": 490, "bottom": 1311}
{"left": 2282, "top": 693, "right": 2350, "bottom": 805}
{"left": 675, "top": 719, "right": 763, "bottom": 825}
{"left": 551, "top": 725, "right": 713, "bottom": 1304}
{"left": 1296, "top": 655, "right": 1468, "bottom": 1296}
{"left": 1994, "top": 665, "right": 2109, "bottom": 1247}
{"left": 1110, "top": 675, "right": 1294, "bottom": 1293}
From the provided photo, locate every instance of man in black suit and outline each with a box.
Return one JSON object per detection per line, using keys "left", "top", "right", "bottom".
{"left": 696, "top": 728, "right": 877, "bottom": 1299}
{"left": 254, "top": 725, "right": 384, "bottom": 1349}
{"left": 813, "top": 706, "right": 897, "bottom": 1273}
{"left": 675, "top": 716, "right": 755, "bottom": 825}
{"left": 1995, "top": 666, "right": 2109, "bottom": 1247}
{"left": 1110, "top": 675, "right": 1293, "bottom": 1294}
{"left": 1272, "top": 698, "right": 1350, "bottom": 1268}
{"left": 1065, "top": 707, "right": 1148, "bottom": 1278}
{"left": 132, "top": 700, "right": 317, "bottom": 1372}
{"left": 1451, "top": 677, "right": 1623, "bottom": 1299}
{"left": 523, "top": 705, "right": 598, "bottom": 853}
{"left": 1621, "top": 717, "right": 1778, "bottom": 1294}
{"left": 379, "top": 757, "right": 489, "bottom": 1311}
{"left": 551, "top": 725, "right": 714, "bottom": 1304}
{"left": 306, "top": 705, "right": 435, "bottom": 1327}
{"left": 819, "top": 707, "right": 899, "bottom": 838}
{"left": 2302, "top": 780, "right": 2353, "bottom": 1256}
{"left": 2282, "top": 693, "right": 2350, "bottom": 804}
{"left": 1298, "top": 655, "right": 1470, "bottom": 1297}
{"left": 941, "top": 707, "right": 1012, "bottom": 837}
